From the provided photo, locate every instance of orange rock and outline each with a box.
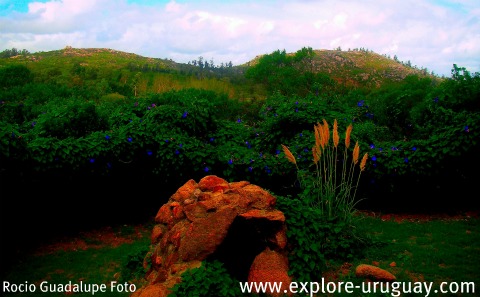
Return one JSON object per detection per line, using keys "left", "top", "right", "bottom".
{"left": 229, "top": 181, "right": 250, "bottom": 188}
{"left": 198, "top": 175, "right": 230, "bottom": 192}
{"left": 240, "top": 209, "right": 285, "bottom": 222}
{"left": 273, "top": 229, "right": 287, "bottom": 249}
{"left": 171, "top": 204, "right": 185, "bottom": 220}
{"left": 247, "top": 248, "right": 292, "bottom": 297}
{"left": 171, "top": 179, "right": 198, "bottom": 202}
{"left": 151, "top": 225, "right": 165, "bottom": 244}
{"left": 131, "top": 283, "right": 170, "bottom": 297}
{"left": 138, "top": 176, "right": 289, "bottom": 296}
{"left": 155, "top": 204, "right": 173, "bottom": 225}
{"left": 183, "top": 203, "right": 207, "bottom": 221}
{"left": 178, "top": 206, "right": 237, "bottom": 262}
{"left": 355, "top": 264, "right": 396, "bottom": 282}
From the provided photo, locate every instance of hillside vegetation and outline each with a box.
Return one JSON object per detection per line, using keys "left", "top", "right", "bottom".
{"left": 1, "top": 46, "right": 438, "bottom": 100}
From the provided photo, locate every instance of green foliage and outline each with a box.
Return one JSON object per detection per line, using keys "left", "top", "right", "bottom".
{"left": 257, "top": 92, "right": 353, "bottom": 152}
{"left": 0, "top": 51, "right": 478, "bottom": 212}
{"left": 246, "top": 47, "right": 328, "bottom": 96}
{"left": 119, "top": 244, "right": 151, "bottom": 283}
{"left": 168, "top": 260, "right": 246, "bottom": 297}
{"left": 0, "top": 64, "right": 33, "bottom": 88}
{"left": 32, "top": 98, "right": 109, "bottom": 139}
{"left": 275, "top": 196, "right": 369, "bottom": 283}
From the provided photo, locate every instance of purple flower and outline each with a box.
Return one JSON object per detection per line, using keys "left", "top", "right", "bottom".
{"left": 237, "top": 118, "right": 242, "bottom": 123}
{"left": 179, "top": 143, "right": 183, "bottom": 148}
{"left": 105, "top": 135, "right": 111, "bottom": 140}
{"left": 210, "top": 137, "right": 215, "bottom": 142}
{"left": 357, "top": 100, "right": 365, "bottom": 107}
{"left": 152, "top": 103, "right": 156, "bottom": 107}
{"left": 275, "top": 149, "right": 281, "bottom": 155}
{"left": 464, "top": 126, "right": 469, "bottom": 132}
{"left": 404, "top": 158, "right": 409, "bottom": 163}
{"left": 433, "top": 97, "right": 439, "bottom": 103}
{"left": 147, "top": 150, "right": 153, "bottom": 156}
{"left": 204, "top": 166, "right": 210, "bottom": 172}
{"left": 89, "top": 158, "right": 95, "bottom": 163}
{"left": 295, "top": 101, "right": 299, "bottom": 105}
{"left": 370, "top": 144, "right": 375, "bottom": 149}
{"left": 371, "top": 155, "right": 377, "bottom": 162}
{"left": 31, "top": 121, "right": 36, "bottom": 127}
{"left": 295, "top": 108, "right": 298, "bottom": 112}
{"left": 248, "top": 166, "right": 253, "bottom": 172}
{"left": 165, "top": 139, "right": 169, "bottom": 143}
{"left": 412, "top": 146, "right": 417, "bottom": 151}
{"left": 127, "top": 137, "right": 132, "bottom": 142}
{"left": 175, "top": 149, "right": 180, "bottom": 155}
{"left": 182, "top": 111, "right": 188, "bottom": 118}
{"left": 228, "top": 159, "right": 233, "bottom": 165}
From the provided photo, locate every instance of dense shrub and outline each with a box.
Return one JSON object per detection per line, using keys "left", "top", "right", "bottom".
{"left": 168, "top": 260, "right": 246, "bottom": 297}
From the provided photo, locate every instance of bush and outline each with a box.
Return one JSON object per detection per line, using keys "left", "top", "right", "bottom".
{"left": 275, "top": 195, "right": 369, "bottom": 283}
{"left": 119, "top": 244, "right": 151, "bottom": 283}
{"left": 168, "top": 260, "right": 247, "bottom": 297}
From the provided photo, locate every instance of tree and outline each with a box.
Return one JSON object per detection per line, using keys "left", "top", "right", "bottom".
{"left": 0, "top": 64, "right": 33, "bottom": 88}
{"left": 245, "top": 47, "right": 319, "bottom": 96}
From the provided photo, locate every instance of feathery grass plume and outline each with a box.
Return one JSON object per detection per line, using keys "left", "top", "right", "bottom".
{"left": 312, "top": 146, "right": 320, "bottom": 164}
{"left": 322, "top": 119, "right": 330, "bottom": 147}
{"left": 333, "top": 119, "right": 339, "bottom": 148}
{"left": 345, "top": 124, "right": 353, "bottom": 148}
{"left": 284, "top": 119, "right": 367, "bottom": 228}
{"left": 360, "top": 152, "right": 368, "bottom": 171}
{"left": 316, "top": 122, "right": 325, "bottom": 150}
{"left": 314, "top": 125, "right": 321, "bottom": 149}
{"left": 281, "top": 144, "right": 297, "bottom": 165}
{"left": 352, "top": 141, "right": 360, "bottom": 165}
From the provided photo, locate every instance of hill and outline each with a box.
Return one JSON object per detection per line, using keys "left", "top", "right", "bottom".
{"left": 0, "top": 46, "right": 441, "bottom": 99}
{"left": 245, "top": 48, "right": 441, "bottom": 89}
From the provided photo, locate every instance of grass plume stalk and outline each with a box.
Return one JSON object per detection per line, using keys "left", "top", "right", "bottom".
{"left": 282, "top": 119, "right": 368, "bottom": 224}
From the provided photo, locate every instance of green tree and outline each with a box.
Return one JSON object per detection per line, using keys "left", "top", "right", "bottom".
{"left": 245, "top": 47, "right": 319, "bottom": 96}
{"left": 0, "top": 64, "right": 33, "bottom": 88}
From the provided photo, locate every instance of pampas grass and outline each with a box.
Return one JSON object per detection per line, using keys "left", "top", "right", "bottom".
{"left": 282, "top": 119, "right": 368, "bottom": 224}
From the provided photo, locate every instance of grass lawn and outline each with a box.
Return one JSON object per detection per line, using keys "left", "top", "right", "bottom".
{"left": 2, "top": 212, "right": 479, "bottom": 297}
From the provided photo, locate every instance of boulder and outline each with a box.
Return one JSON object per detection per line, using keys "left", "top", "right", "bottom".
{"left": 132, "top": 175, "right": 289, "bottom": 297}
{"left": 355, "top": 264, "right": 396, "bottom": 282}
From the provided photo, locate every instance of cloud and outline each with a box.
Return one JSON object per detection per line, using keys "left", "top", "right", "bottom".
{"left": 0, "top": 0, "right": 479, "bottom": 76}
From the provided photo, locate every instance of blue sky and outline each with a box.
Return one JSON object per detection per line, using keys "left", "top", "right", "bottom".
{"left": 1, "top": 0, "right": 479, "bottom": 77}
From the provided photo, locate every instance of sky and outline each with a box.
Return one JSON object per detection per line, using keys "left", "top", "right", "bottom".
{"left": 1, "top": 0, "right": 479, "bottom": 77}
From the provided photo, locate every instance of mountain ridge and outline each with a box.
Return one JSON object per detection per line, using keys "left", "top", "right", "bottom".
{"left": 0, "top": 46, "right": 442, "bottom": 96}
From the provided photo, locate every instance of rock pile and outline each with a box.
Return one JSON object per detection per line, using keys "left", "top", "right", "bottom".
{"left": 132, "top": 175, "right": 291, "bottom": 297}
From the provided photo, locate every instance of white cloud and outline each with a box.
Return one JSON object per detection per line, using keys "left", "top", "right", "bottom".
{"left": 0, "top": 0, "right": 479, "bottom": 76}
